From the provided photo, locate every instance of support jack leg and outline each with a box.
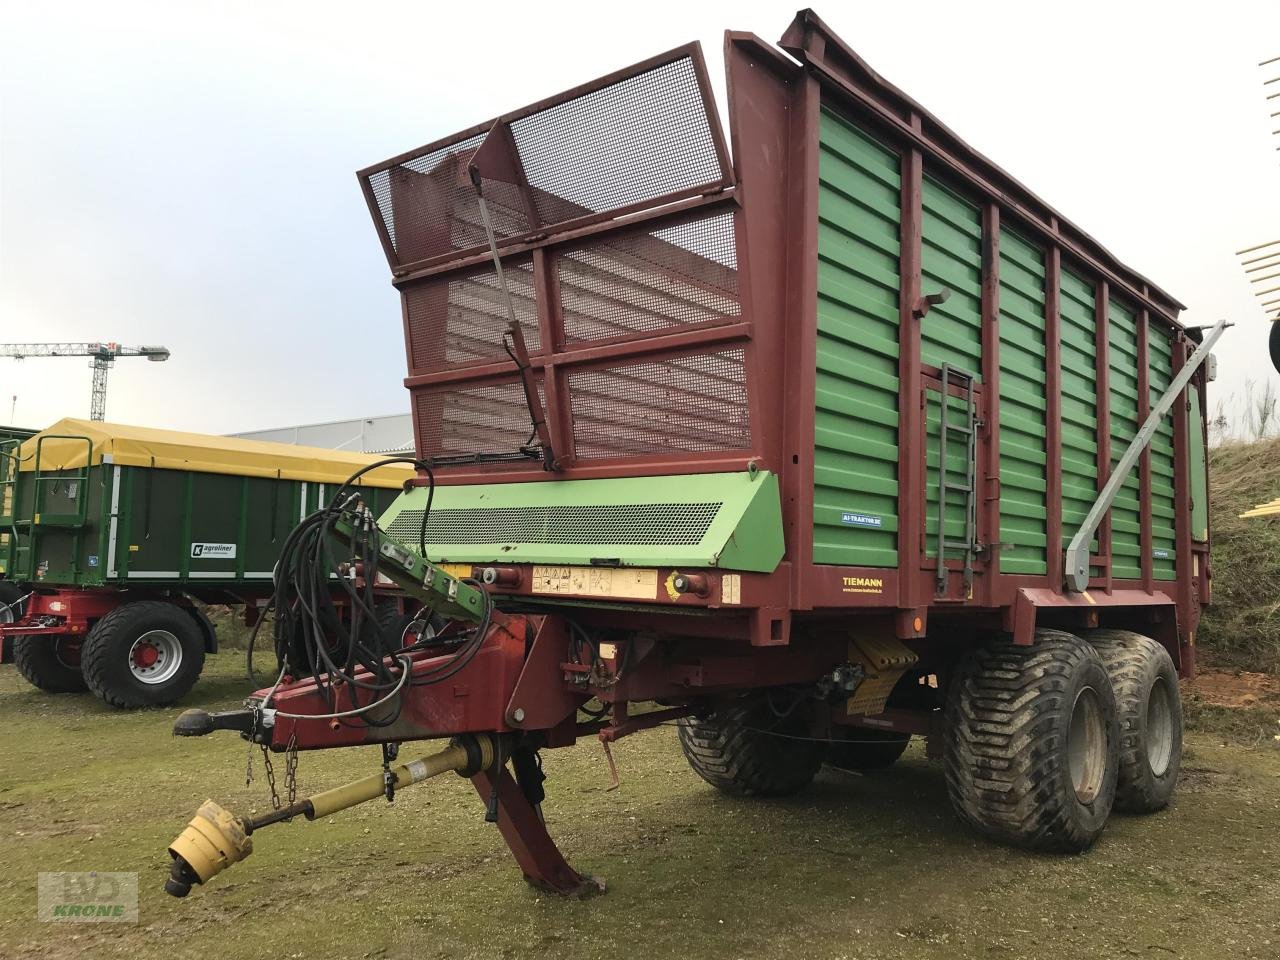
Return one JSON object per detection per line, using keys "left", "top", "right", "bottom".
{"left": 470, "top": 766, "right": 604, "bottom": 898}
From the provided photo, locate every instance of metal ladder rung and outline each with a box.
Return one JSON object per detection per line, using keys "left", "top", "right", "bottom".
{"left": 935, "top": 362, "right": 979, "bottom": 597}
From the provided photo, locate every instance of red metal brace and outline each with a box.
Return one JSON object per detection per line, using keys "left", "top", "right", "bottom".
{"left": 469, "top": 766, "right": 603, "bottom": 898}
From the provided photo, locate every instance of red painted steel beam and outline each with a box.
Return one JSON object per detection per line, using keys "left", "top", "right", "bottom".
{"left": 391, "top": 193, "right": 739, "bottom": 288}
{"left": 1045, "top": 241, "right": 1064, "bottom": 590}
{"left": 1137, "top": 306, "right": 1155, "bottom": 592}
{"left": 1094, "top": 280, "right": 1113, "bottom": 592}
{"left": 980, "top": 203, "right": 1002, "bottom": 604}
{"left": 780, "top": 71, "right": 823, "bottom": 610}
{"left": 897, "top": 125, "right": 926, "bottom": 613}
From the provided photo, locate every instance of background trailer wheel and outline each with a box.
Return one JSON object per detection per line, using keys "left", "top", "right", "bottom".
{"left": 82, "top": 601, "right": 206, "bottom": 708}
{"left": 944, "top": 630, "right": 1120, "bottom": 853}
{"left": 0, "top": 579, "right": 24, "bottom": 625}
{"left": 1084, "top": 629, "right": 1183, "bottom": 814}
{"left": 677, "top": 695, "right": 826, "bottom": 797}
{"left": 825, "top": 729, "right": 911, "bottom": 772}
{"left": 12, "top": 635, "right": 88, "bottom": 693}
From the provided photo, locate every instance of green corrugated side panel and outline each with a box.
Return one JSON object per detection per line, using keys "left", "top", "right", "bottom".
{"left": 997, "top": 228, "right": 1048, "bottom": 575}
{"left": 1059, "top": 268, "right": 1099, "bottom": 565}
{"left": 379, "top": 471, "right": 785, "bottom": 572}
{"left": 921, "top": 176, "right": 983, "bottom": 379}
{"left": 921, "top": 175, "right": 982, "bottom": 560}
{"left": 1188, "top": 384, "right": 1209, "bottom": 542}
{"left": 1108, "top": 298, "right": 1143, "bottom": 580}
{"left": 813, "top": 107, "right": 901, "bottom": 567}
{"left": 1148, "top": 327, "right": 1178, "bottom": 579}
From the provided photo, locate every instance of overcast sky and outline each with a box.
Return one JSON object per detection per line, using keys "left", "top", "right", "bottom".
{"left": 2, "top": 1, "right": 1279, "bottom": 436}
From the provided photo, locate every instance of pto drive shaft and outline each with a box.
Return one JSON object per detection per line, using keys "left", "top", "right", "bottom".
{"left": 164, "top": 733, "right": 503, "bottom": 897}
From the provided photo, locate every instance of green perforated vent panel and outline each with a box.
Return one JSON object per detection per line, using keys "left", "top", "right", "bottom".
{"left": 386, "top": 502, "right": 723, "bottom": 546}
{"left": 375, "top": 471, "right": 784, "bottom": 572}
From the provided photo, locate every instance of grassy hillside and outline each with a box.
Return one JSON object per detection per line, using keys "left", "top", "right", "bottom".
{"left": 1200, "top": 437, "right": 1280, "bottom": 672}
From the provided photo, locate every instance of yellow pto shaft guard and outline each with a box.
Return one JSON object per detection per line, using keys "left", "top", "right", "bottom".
{"left": 165, "top": 734, "right": 500, "bottom": 897}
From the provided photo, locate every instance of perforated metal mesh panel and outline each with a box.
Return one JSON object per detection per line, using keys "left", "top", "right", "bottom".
{"left": 361, "top": 51, "right": 730, "bottom": 270}
{"left": 568, "top": 347, "right": 749, "bottom": 458}
{"left": 509, "top": 57, "right": 723, "bottom": 223}
{"left": 386, "top": 501, "right": 722, "bottom": 546}
{"left": 414, "top": 380, "right": 544, "bottom": 458}
{"left": 403, "top": 260, "right": 539, "bottom": 371}
{"left": 366, "top": 133, "right": 534, "bottom": 265}
{"left": 558, "top": 211, "right": 739, "bottom": 342}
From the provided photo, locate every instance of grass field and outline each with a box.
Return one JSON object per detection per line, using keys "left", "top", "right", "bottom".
{"left": 2, "top": 654, "right": 1278, "bottom": 960}
{"left": 1199, "top": 436, "right": 1280, "bottom": 673}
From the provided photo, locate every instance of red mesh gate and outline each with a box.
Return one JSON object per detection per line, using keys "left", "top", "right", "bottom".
{"left": 358, "top": 44, "right": 753, "bottom": 476}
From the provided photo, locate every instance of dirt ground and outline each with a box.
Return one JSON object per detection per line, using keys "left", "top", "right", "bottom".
{"left": 1, "top": 654, "right": 1279, "bottom": 960}
{"left": 1184, "top": 668, "right": 1280, "bottom": 709}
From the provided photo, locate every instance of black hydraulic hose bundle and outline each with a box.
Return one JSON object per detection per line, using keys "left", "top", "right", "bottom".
{"left": 248, "top": 456, "right": 494, "bottom": 726}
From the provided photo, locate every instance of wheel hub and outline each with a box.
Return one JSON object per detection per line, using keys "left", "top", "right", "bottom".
{"left": 1145, "top": 676, "right": 1174, "bottom": 777}
{"left": 1068, "top": 685, "right": 1107, "bottom": 804}
{"left": 129, "top": 629, "right": 183, "bottom": 685}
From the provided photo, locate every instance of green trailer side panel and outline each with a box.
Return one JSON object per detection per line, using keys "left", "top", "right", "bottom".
{"left": 997, "top": 227, "right": 1048, "bottom": 575}
{"left": 380, "top": 471, "right": 784, "bottom": 572}
{"left": 812, "top": 107, "right": 901, "bottom": 567}
{"left": 1188, "top": 384, "right": 1208, "bottom": 542}
{"left": 1059, "top": 267, "right": 1099, "bottom": 566}
{"left": 1108, "top": 298, "right": 1143, "bottom": 580}
{"left": 921, "top": 176, "right": 984, "bottom": 379}
{"left": 922, "top": 175, "right": 983, "bottom": 560}
{"left": 1148, "top": 328, "right": 1178, "bottom": 579}
{"left": 18, "top": 464, "right": 407, "bottom": 588}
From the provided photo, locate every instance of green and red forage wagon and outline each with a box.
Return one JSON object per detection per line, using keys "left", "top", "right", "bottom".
{"left": 0, "top": 418, "right": 413, "bottom": 708}
{"left": 164, "top": 9, "right": 1216, "bottom": 898}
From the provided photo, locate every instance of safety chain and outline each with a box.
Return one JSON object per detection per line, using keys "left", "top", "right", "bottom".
{"left": 284, "top": 733, "right": 299, "bottom": 806}
{"left": 261, "top": 744, "right": 280, "bottom": 810}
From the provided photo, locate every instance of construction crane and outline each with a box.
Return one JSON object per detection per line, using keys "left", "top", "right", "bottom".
{"left": 0, "top": 342, "right": 171, "bottom": 421}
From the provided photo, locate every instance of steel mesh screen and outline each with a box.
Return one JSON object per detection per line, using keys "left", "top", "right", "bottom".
{"left": 403, "top": 260, "right": 539, "bottom": 371}
{"left": 568, "top": 347, "right": 749, "bottom": 458}
{"left": 366, "top": 133, "right": 532, "bottom": 265}
{"left": 414, "top": 380, "right": 544, "bottom": 458}
{"left": 385, "top": 501, "right": 723, "bottom": 546}
{"left": 362, "top": 52, "right": 729, "bottom": 269}
{"left": 558, "top": 211, "right": 739, "bottom": 342}
{"left": 509, "top": 56, "right": 723, "bottom": 223}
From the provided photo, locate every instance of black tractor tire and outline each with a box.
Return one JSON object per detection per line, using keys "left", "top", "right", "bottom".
{"left": 944, "top": 629, "right": 1120, "bottom": 853}
{"left": 826, "top": 729, "right": 912, "bottom": 772}
{"left": 374, "top": 599, "right": 414, "bottom": 650}
{"left": 82, "top": 601, "right": 205, "bottom": 709}
{"left": 1083, "top": 629, "right": 1183, "bottom": 814}
{"left": 1270, "top": 318, "right": 1280, "bottom": 377}
{"left": 0, "top": 579, "right": 24, "bottom": 624}
{"left": 374, "top": 599, "right": 438, "bottom": 650}
{"left": 677, "top": 695, "right": 826, "bottom": 797}
{"left": 13, "top": 635, "right": 88, "bottom": 693}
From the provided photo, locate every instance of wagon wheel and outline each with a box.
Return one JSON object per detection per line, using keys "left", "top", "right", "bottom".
{"left": 82, "top": 601, "right": 206, "bottom": 709}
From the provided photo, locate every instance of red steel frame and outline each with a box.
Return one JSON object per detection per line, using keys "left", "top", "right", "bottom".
{"left": 352, "top": 13, "right": 1209, "bottom": 672}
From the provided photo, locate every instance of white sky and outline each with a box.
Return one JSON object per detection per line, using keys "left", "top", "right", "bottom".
{"left": 1, "top": 1, "right": 1278, "bottom": 435}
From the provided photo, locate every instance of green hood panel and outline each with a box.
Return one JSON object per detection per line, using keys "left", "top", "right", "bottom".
{"left": 377, "top": 471, "right": 784, "bottom": 573}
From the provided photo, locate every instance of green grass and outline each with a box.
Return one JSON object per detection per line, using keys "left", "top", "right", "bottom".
{"left": 1199, "top": 437, "right": 1280, "bottom": 672}
{"left": 2, "top": 655, "right": 1279, "bottom": 960}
